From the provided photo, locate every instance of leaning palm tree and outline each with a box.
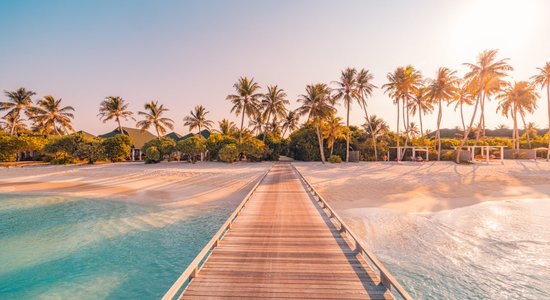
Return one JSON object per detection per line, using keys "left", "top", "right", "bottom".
{"left": 261, "top": 85, "right": 289, "bottom": 141}
{"left": 28, "top": 96, "right": 75, "bottom": 135}
{"left": 183, "top": 105, "right": 214, "bottom": 134}
{"left": 496, "top": 81, "right": 539, "bottom": 151}
{"left": 450, "top": 81, "right": 476, "bottom": 133}
{"left": 531, "top": 62, "right": 550, "bottom": 159}
{"left": 333, "top": 68, "right": 360, "bottom": 162}
{"left": 281, "top": 109, "right": 300, "bottom": 137}
{"left": 136, "top": 101, "right": 174, "bottom": 138}
{"left": 218, "top": 118, "right": 237, "bottom": 136}
{"left": 297, "top": 83, "right": 336, "bottom": 164}
{"left": 457, "top": 50, "right": 512, "bottom": 162}
{"left": 0, "top": 113, "right": 27, "bottom": 134}
{"left": 427, "top": 67, "right": 460, "bottom": 160}
{"left": 409, "top": 84, "right": 433, "bottom": 137}
{"left": 355, "top": 69, "right": 378, "bottom": 159}
{"left": 323, "top": 114, "right": 346, "bottom": 157}
{"left": 226, "top": 77, "right": 262, "bottom": 142}
{"left": 382, "top": 66, "right": 423, "bottom": 160}
{"left": 98, "top": 96, "right": 135, "bottom": 133}
{"left": 0, "top": 88, "right": 36, "bottom": 135}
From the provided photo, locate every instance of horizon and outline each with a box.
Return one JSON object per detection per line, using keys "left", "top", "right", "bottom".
{"left": 1, "top": 0, "right": 549, "bottom": 135}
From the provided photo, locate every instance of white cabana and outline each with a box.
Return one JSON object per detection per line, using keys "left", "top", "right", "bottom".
{"left": 454, "top": 145, "right": 505, "bottom": 163}
{"left": 388, "top": 146, "right": 430, "bottom": 162}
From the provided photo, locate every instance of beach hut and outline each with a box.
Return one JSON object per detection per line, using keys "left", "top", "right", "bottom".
{"left": 455, "top": 145, "right": 505, "bottom": 163}
{"left": 388, "top": 146, "right": 430, "bottom": 162}
{"left": 99, "top": 127, "right": 156, "bottom": 161}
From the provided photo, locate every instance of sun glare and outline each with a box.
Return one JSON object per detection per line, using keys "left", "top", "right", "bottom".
{"left": 452, "top": 0, "right": 539, "bottom": 57}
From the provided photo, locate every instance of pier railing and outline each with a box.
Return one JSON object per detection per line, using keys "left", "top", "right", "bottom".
{"left": 291, "top": 164, "right": 413, "bottom": 300}
{"left": 161, "top": 165, "right": 272, "bottom": 300}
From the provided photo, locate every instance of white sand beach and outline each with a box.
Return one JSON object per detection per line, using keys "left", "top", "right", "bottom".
{"left": 0, "top": 162, "right": 272, "bottom": 208}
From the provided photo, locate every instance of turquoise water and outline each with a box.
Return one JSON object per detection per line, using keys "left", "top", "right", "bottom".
{"left": 0, "top": 193, "right": 232, "bottom": 299}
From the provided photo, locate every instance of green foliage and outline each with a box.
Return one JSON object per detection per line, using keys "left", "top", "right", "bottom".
{"left": 102, "top": 134, "right": 132, "bottom": 162}
{"left": 145, "top": 146, "right": 161, "bottom": 163}
{"left": 142, "top": 137, "right": 176, "bottom": 162}
{"left": 262, "top": 132, "right": 284, "bottom": 161}
{"left": 288, "top": 124, "right": 323, "bottom": 161}
{"left": 0, "top": 134, "right": 50, "bottom": 162}
{"left": 238, "top": 138, "right": 266, "bottom": 161}
{"left": 75, "top": 138, "right": 105, "bottom": 164}
{"left": 441, "top": 150, "right": 457, "bottom": 161}
{"left": 219, "top": 144, "right": 239, "bottom": 163}
{"left": 327, "top": 155, "right": 342, "bottom": 163}
{"left": 176, "top": 136, "right": 206, "bottom": 163}
{"left": 205, "top": 133, "right": 237, "bottom": 161}
{"left": 0, "top": 135, "right": 19, "bottom": 162}
{"left": 43, "top": 134, "right": 82, "bottom": 163}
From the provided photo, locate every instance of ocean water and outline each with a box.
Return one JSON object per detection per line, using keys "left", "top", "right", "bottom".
{"left": 345, "top": 199, "right": 550, "bottom": 299}
{"left": 0, "top": 193, "right": 232, "bottom": 299}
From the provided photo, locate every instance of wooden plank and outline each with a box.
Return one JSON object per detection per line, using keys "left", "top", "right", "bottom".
{"left": 179, "top": 164, "right": 393, "bottom": 299}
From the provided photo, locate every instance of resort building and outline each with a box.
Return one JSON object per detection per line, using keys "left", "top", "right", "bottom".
{"left": 99, "top": 127, "right": 156, "bottom": 161}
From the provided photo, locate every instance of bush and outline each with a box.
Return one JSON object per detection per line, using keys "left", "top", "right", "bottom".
{"left": 102, "top": 134, "right": 132, "bottom": 162}
{"left": 145, "top": 146, "right": 161, "bottom": 163}
{"left": 176, "top": 136, "right": 206, "bottom": 163}
{"left": 262, "top": 132, "right": 284, "bottom": 161}
{"left": 0, "top": 135, "right": 19, "bottom": 162}
{"left": 441, "top": 150, "right": 457, "bottom": 161}
{"left": 142, "top": 137, "right": 176, "bottom": 162}
{"left": 205, "top": 133, "right": 237, "bottom": 161}
{"left": 75, "top": 139, "right": 105, "bottom": 164}
{"left": 238, "top": 138, "right": 266, "bottom": 161}
{"left": 288, "top": 123, "right": 324, "bottom": 161}
{"left": 43, "top": 134, "right": 82, "bottom": 162}
{"left": 327, "top": 155, "right": 342, "bottom": 163}
{"left": 219, "top": 144, "right": 239, "bottom": 163}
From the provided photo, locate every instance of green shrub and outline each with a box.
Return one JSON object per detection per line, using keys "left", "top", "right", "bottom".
{"left": 145, "top": 146, "right": 161, "bottom": 163}
{"left": 75, "top": 139, "right": 105, "bottom": 164}
{"left": 102, "top": 134, "right": 132, "bottom": 162}
{"left": 238, "top": 138, "right": 266, "bottom": 161}
{"left": 142, "top": 137, "right": 176, "bottom": 162}
{"left": 205, "top": 133, "right": 237, "bottom": 161}
{"left": 176, "top": 136, "right": 206, "bottom": 163}
{"left": 441, "top": 150, "right": 457, "bottom": 161}
{"left": 0, "top": 135, "right": 19, "bottom": 162}
{"left": 327, "top": 155, "right": 342, "bottom": 163}
{"left": 219, "top": 144, "right": 239, "bottom": 163}
{"left": 43, "top": 134, "right": 82, "bottom": 162}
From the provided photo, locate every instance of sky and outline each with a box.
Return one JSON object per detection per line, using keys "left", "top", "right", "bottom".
{"left": 1, "top": 0, "right": 549, "bottom": 135}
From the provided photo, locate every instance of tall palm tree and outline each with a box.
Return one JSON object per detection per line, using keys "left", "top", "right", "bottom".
{"left": 407, "top": 122, "right": 420, "bottom": 138}
{"left": 427, "top": 67, "right": 459, "bottom": 160}
{"left": 450, "top": 81, "right": 475, "bottom": 133}
{"left": 98, "top": 96, "right": 135, "bottom": 133}
{"left": 226, "top": 77, "right": 262, "bottom": 142}
{"left": 297, "top": 83, "right": 335, "bottom": 164}
{"left": 0, "top": 113, "right": 27, "bottom": 134}
{"left": 409, "top": 84, "right": 433, "bottom": 137}
{"left": 458, "top": 50, "right": 512, "bottom": 162}
{"left": 218, "top": 118, "right": 237, "bottom": 136}
{"left": 323, "top": 114, "right": 346, "bottom": 157}
{"left": 0, "top": 88, "right": 36, "bottom": 135}
{"left": 281, "top": 109, "right": 300, "bottom": 137}
{"left": 363, "top": 115, "right": 389, "bottom": 143}
{"left": 531, "top": 62, "right": 550, "bottom": 160}
{"left": 28, "top": 96, "right": 75, "bottom": 135}
{"left": 136, "top": 101, "right": 174, "bottom": 138}
{"left": 355, "top": 69, "right": 378, "bottom": 159}
{"left": 261, "top": 85, "right": 289, "bottom": 141}
{"left": 248, "top": 112, "right": 265, "bottom": 136}
{"left": 496, "top": 81, "right": 539, "bottom": 151}
{"left": 382, "top": 66, "right": 422, "bottom": 160}
{"left": 183, "top": 105, "right": 213, "bottom": 134}
{"left": 333, "top": 68, "right": 359, "bottom": 162}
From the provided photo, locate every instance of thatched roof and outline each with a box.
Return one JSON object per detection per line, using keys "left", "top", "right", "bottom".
{"left": 99, "top": 127, "right": 156, "bottom": 149}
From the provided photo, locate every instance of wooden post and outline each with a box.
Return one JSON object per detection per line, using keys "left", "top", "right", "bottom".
{"left": 412, "top": 148, "right": 416, "bottom": 159}
{"left": 500, "top": 146, "right": 504, "bottom": 164}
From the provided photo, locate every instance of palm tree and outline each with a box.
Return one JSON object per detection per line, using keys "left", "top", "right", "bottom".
{"left": 218, "top": 118, "right": 237, "bottom": 136}
{"left": 450, "top": 81, "right": 475, "bottom": 133}
{"left": 297, "top": 83, "right": 335, "bottom": 163}
{"left": 531, "top": 62, "right": 550, "bottom": 159}
{"left": 28, "top": 96, "right": 75, "bottom": 135}
{"left": 355, "top": 69, "right": 378, "bottom": 159}
{"left": 333, "top": 68, "right": 359, "bottom": 162}
{"left": 382, "top": 66, "right": 422, "bottom": 160}
{"left": 0, "top": 113, "right": 27, "bottom": 134}
{"left": 281, "top": 109, "right": 300, "bottom": 137}
{"left": 458, "top": 50, "right": 512, "bottom": 162}
{"left": 363, "top": 115, "right": 389, "bottom": 143}
{"left": 98, "top": 96, "right": 135, "bottom": 133}
{"left": 248, "top": 112, "right": 265, "bottom": 136}
{"left": 261, "top": 85, "right": 289, "bottom": 141}
{"left": 496, "top": 124, "right": 509, "bottom": 130}
{"left": 0, "top": 88, "right": 36, "bottom": 135}
{"left": 427, "top": 67, "right": 459, "bottom": 160}
{"left": 323, "top": 114, "right": 346, "bottom": 157}
{"left": 409, "top": 84, "right": 433, "bottom": 137}
{"left": 183, "top": 105, "right": 214, "bottom": 134}
{"left": 496, "top": 81, "right": 539, "bottom": 151}
{"left": 226, "top": 77, "right": 262, "bottom": 142}
{"left": 407, "top": 122, "right": 420, "bottom": 138}
{"left": 136, "top": 101, "right": 174, "bottom": 138}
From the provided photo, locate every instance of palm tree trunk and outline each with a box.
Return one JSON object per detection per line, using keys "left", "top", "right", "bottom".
{"left": 460, "top": 101, "right": 466, "bottom": 132}
{"left": 361, "top": 100, "right": 377, "bottom": 161}
{"left": 155, "top": 126, "right": 160, "bottom": 138}
{"left": 316, "top": 123, "right": 326, "bottom": 164}
{"left": 55, "top": 126, "right": 61, "bottom": 136}
{"left": 282, "top": 127, "right": 288, "bottom": 138}
{"left": 396, "top": 99, "right": 400, "bottom": 161}
{"left": 481, "top": 96, "right": 486, "bottom": 137}
{"left": 457, "top": 91, "right": 482, "bottom": 163}
{"left": 419, "top": 106, "right": 424, "bottom": 138}
{"left": 520, "top": 112, "right": 530, "bottom": 148}
{"left": 437, "top": 100, "right": 442, "bottom": 161}
{"left": 239, "top": 110, "right": 245, "bottom": 143}
{"left": 513, "top": 105, "right": 519, "bottom": 152}
{"left": 346, "top": 104, "right": 350, "bottom": 162}
{"left": 117, "top": 118, "right": 123, "bottom": 133}
{"left": 263, "top": 111, "right": 271, "bottom": 143}
{"left": 546, "top": 84, "right": 550, "bottom": 161}
{"left": 10, "top": 112, "right": 19, "bottom": 136}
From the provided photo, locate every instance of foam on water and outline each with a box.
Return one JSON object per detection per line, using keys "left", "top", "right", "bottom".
{"left": 344, "top": 199, "right": 550, "bottom": 299}
{"left": 0, "top": 194, "right": 232, "bottom": 299}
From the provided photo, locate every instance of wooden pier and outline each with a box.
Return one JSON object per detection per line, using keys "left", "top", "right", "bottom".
{"left": 163, "top": 163, "right": 411, "bottom": 300}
